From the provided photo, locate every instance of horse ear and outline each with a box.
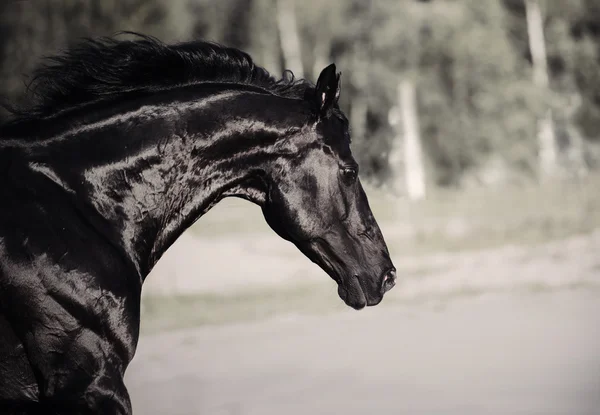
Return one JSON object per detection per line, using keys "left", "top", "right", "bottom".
{"left": 315, "top": 64, "right": 341, "bottom": 118}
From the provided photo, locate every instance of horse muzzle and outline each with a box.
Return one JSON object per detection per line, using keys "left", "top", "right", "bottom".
{"left": 337, "top": 268, "right": 397, "bottom": 310}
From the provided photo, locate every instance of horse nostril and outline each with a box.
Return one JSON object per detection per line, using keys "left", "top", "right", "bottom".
{"left": 381, "top": 269, "right": 397, "bottom": 294}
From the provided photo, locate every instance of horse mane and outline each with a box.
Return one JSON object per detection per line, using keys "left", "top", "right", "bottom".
{"left": 2, "top": 32, "right": 312, "bottom": 125}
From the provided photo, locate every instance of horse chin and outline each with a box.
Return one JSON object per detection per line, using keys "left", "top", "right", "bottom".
{"left": 337, "top": 277, "right": 367, "bottom": 310}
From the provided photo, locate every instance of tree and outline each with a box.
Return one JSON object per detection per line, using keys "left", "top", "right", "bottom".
{"left": 388, "top": 79, "right": 426, "bottom": 200}
{"left": 249, "top": 0, "right": 282, "bottom": 75}
{"left": 525, "top": 0, "right": 557, "bottom": 178}
{"left": 276, "top": 0, "right": 304, "bottom": 78}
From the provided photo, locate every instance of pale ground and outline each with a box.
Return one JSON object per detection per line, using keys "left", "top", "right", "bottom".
{"left": 128, "top": 197, "right": 600, "bottom": 414}
{"left": 126, "top": 289, "right": 600, "bottom": 415}
{"left": 143, "top": 198, "right": 600, "bottom": 300}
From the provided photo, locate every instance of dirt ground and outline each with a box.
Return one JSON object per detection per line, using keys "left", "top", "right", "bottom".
{"left": 127, "top": 226, "right": 600, "bottom": 415}
{"left": 126, "top": 289, "right": 600, "bottom": 415}
{"left": 143, "top": 224, "right": 600, "bottom": 300}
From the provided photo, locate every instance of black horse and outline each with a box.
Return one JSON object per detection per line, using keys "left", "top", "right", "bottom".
{"left": 0, "top": 34, "right": 396, "bottom": 414}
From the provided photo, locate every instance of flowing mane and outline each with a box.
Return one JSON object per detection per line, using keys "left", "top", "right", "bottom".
{"left": 2, "top": 32, "right": 311, "bottom": 125}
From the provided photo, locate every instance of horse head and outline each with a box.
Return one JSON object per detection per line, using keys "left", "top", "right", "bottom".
{"left": 261, "top": 64, "right": 396, "bottom": 309}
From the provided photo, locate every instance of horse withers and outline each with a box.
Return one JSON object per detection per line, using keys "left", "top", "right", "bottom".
{"left": 0, "top": 34, "right": 396, "bottom": 414}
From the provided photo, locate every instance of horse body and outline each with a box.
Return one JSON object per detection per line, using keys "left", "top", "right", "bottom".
{"left": 0, "top": 34, "right": 396, "bottom": 414}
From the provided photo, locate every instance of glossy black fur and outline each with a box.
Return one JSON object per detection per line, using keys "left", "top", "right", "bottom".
{"left": 0, "top": 34, "right": 396, "bottom": 414}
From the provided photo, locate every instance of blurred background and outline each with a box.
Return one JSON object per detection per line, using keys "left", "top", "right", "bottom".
{"left": 2, "top": 0, "right": 600, "bottom": 414}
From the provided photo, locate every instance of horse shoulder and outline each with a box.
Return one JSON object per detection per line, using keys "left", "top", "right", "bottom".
{"left": 0, "top": 158, "right": 138, "bottom": 413}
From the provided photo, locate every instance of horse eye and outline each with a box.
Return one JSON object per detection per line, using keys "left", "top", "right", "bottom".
{"left": 340, "top": 167, "right": 358, "bottom": 182}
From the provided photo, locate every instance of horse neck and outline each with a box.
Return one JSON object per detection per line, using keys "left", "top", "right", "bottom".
{"left": 22, "top": 86, "right": 306, "bottom": 278}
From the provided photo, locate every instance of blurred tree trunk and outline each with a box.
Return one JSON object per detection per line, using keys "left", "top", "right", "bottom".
{"left": 253, "top": 0, "right": 282, "bottom": 76}
{"left": 259, "top": 25, "right": 282, "bottom": 77}
{"left": 399, "top": 79, "right": 426, "bottom": 200}
{"left": 349, "top": 45, "right": 368, "bottom": 143}
{"left": 525, "top": 0, "right": 557, "bottom": 179}
{"left": 387, "top": 78, "right": 426, "bottom": 200}
{"left": 276, "top": 0, "right": 303, "bottom": 77}
{"left": 312, "top": 41, "right": 329, "bottom": 81}
{"left": 564, "top": 94, "right": 588, "bottom": 177}
{"left": 311, "top": 24, "right": 330, "bottom": 80}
